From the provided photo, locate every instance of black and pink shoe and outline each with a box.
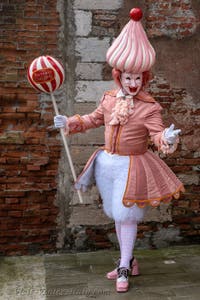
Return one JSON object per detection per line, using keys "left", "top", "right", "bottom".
{"left": 116, "top": 267, "right": 129, "bottom": 293}
{"left": 106, "top": 257, "right": 139, "bottom": 280}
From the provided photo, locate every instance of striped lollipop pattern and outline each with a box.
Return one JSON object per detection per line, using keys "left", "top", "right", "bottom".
{"left": 27, "top": 56, "right": 64, "bottom": 93}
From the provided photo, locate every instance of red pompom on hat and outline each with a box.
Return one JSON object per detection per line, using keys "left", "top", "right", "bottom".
{"left": 106, "top": 8, "right": 155, "bottom": 73}
{"left": 129, "top": 7, "right": 143, "bottom": 21}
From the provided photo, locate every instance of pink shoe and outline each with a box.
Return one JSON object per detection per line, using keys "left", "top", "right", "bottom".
{"left": 130, "top": 257, "right": 139, "bottom": 276}
{"left": 116, "top": 267, "right": 129, "bottom": 293}
{"left": 106, "top": 257, "right": 139, "bottom": 279}
{"left": 106, "top": 267, "right": 118, "bottom": 280}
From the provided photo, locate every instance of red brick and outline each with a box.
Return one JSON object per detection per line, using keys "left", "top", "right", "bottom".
{"left": 177, "top": 200, "right": 190, "bottom": 208}
{"left": 24, "top": 235, "right": 50, "bottom": 243}
{"left": 179, "top": 224, "right": 192, "bottom": 230}
{"left": 8, "top": 211, "right": 22, "bottom": 217}
{"left": 0, "top": 113, "right": 26, "bottom": 119}
{"left": 0, "top": 191, "right": 25, "bottom": 197}
{"left": 26, "top": 165, "right": 41, "bottom": 171}
{"left": 191, "top": 216, "right": 200, "bottom": 223}
{"left": 0, "top": 211, "right": 8, "bottom": 217}
{"left": 5, "top": 198, "right": 20, "bottom": 204}
{"left": 177, "top": 158, "right": 200, "bottom": 165}
{"left": 0, "top": 238, "right": 8, "bottom": 244}
{"left": 0, "top": 157, "right": 6, "bottom": 163}
{"left": 3, "top": 244, "right": 27, "bottom": 252}
{"left": 186, "top": 230, "right": 199, "bottom": 236}
{"left": 190, "top": 200, "right": 199, "bottom": 211}
{"left": 2, "top": 107, "right": 17, "bottom": 113}
{"left": 6, "top": 158, "right": 20, "bottom": 164}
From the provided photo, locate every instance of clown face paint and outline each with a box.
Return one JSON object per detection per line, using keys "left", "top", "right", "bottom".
{"left": 121, "top": 72, "right": 143, "bottom": 96}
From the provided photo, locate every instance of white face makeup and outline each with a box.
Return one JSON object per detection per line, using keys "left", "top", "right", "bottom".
{"left": 121, "top": 72, "right": 143, "bottom": 96}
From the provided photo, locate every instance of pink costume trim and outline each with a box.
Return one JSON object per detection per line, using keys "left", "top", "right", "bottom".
{"left": 64, "top": 114, "right": 86, "bottom": 135}
{"left": 122, "top": 150, "right": 185, "bottom": 208}
{"left": 64, "top": 118, "right": 70, "bottom": 135}
{"left": 123, "top": 184, "right": 185, "bottom": 208}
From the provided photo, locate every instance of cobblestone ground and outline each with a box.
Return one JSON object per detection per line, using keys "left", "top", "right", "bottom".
{"left": 0, "top": 245, "right": 200, "bottom": 300}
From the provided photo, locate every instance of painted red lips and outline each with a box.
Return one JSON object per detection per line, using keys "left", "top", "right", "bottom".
{"left": 129, "top": 87, "right": 137, "bottom": 93}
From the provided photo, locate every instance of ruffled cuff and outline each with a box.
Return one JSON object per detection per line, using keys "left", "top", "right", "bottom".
{"left": 63, "top": 118, "right": 69, "bottom": 135}
{"left": 160, "top": 129, "right": 179, "bottom": 154}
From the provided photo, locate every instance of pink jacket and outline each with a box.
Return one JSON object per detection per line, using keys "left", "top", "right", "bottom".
{"left": 67, "top": 90, "right": 164, "bottom": 155}
{"left": 66, "top": 89, "right": 184, "bottom": 208}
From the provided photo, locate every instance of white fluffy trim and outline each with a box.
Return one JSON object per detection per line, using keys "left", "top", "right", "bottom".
{"left": 94, "top": 151, "right": 146, "bottom": 223}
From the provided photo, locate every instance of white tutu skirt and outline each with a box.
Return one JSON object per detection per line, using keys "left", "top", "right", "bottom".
{"left": 94, "top": 151, "right": 146, "bottom": 223}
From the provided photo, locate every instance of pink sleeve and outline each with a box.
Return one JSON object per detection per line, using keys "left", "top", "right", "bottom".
{"left": 144, "top": 102, "right": 165, "bottom": 149}
{"left": 66, "top": 95, "right": 105, "bottom": 135}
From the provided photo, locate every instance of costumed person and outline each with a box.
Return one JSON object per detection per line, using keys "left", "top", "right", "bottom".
{"left": 54, "top": 8, "right": 184, "bottom": 293}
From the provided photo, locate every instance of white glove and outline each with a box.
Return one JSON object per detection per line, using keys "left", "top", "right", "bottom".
{"left": 54, "top": 115, "right": 68, "bottom": 129}
{"left": 164, "top": 124, "right": 181, "bottom": 145}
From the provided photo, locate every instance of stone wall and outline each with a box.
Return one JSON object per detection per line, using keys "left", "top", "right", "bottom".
{"left": 66, "top": 0, "right": 200, "bottom": 251}
{"left": 0, "top": 0, "right": 199, "bottom": 255}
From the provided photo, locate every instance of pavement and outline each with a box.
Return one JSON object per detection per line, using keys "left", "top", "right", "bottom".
{"left": 0, "top": 245, "right": 200, "bottom": 300}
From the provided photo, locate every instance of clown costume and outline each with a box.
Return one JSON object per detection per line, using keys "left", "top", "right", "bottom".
{"left": 54, "top": 7, "right": 184, "bottom": 293}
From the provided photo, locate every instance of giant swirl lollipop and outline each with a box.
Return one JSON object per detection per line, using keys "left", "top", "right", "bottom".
{"left": 27, "top": 55, "right": 64, "bottom": 93}
{"left": 27, "top": 55, "right": 83, "bottom": 203}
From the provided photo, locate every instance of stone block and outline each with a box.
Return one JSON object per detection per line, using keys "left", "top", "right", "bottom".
{"left": 75, "top": 63, "right": 103, "bottom": 80}
{"left": 74, "top": 0, "right": 122, "bottom": 10}
{"left": 182, "top": 132, "right": 200, "bottom": 152}
{"left": 144, "top": 203, "right": 172, "bottom": 223}
{"left": 70, "top": 186, "right": 99, "bottom": 205}
{"left": 152, "top": 226, "right": 182, "bottom": 248}
{"left": 68, "top": 204, "right": 112, "bottom": 226}
{"left": 74, "top": 102, "right": 97, "bottom": 114}
{"left": 107, "top": 232, "right": 119, "bottom": 249}
{"left": 70, "top": 145, "right": 99, "bottom": 165}
{"left": 194, "top": 152, "right": 200, "bottom": 158}
{"left": 75, "top": 37, "right": 110, "bottom": 62}
{"left": 75, "top": 80, "right": 114, "bottom": 102}
{"left": 177, "top": 173, "right": 199, "bottom": 185}
{"left": 74, "top": 10, "right": 92, "bottom": 36}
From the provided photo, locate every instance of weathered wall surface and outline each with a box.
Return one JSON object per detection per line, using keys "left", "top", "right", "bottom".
{"left": 66, "top": 0, "right": 200, "bottom": 251}
{"left": 0, "top": 0, "right": 67, "bottom": 255}
{"left": 0, "top": 0, "right": 199, "bottom": 255}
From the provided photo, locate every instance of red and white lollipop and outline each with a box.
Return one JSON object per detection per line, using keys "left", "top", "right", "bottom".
{"left": 27, "top": 55, "right": 65, "bottom": 93}
{"left": 27, "top": 55, "right": 83, "bottom": 204}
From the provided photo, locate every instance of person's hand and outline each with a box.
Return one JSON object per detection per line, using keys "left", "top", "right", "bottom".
{"left": 164, "top": 124, "right": 181, "bottom": 145}
{"left": 54, "top": 115, "right": 67, "bottom": 129}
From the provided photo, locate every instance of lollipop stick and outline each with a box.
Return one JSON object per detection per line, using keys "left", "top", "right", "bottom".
{"left": 50, "top": 93, "right": 83, "bottom": 204}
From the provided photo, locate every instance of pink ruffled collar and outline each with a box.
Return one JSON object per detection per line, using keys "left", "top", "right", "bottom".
{"left": 109, "top": 89, "right": 134, "bottom": 125}
{"left": 108, "top": 89, "right": 156, "bottom": 126}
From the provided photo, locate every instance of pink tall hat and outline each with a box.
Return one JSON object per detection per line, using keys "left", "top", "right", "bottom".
{"left": 106, "top": 8, "right": 156, "bottom": 73}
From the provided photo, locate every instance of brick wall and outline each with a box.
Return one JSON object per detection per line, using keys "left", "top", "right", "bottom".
{"left": 0, "top": 0, "right": 63, "bottom": 255}
{"left": 0, "top": 0, "right": 199, "bottom": 255}
{"left": 146, "top": 0, "right": 197, "bottom": 38}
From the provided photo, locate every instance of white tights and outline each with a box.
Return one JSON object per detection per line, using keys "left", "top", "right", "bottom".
{"left": 115, "top": 220, "right": 138, "bottom": 269}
